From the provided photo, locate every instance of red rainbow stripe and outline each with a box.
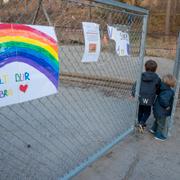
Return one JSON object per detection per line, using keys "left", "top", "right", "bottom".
{"left": 0, "top": 23, "right": 57, "bottom": 45}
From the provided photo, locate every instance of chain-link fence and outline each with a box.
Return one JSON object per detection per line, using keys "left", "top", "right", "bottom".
{"left": 0, "top": 0, "right": 148, "bottom": 179}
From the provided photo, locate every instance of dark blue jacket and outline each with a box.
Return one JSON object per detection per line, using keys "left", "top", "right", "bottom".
{"left": 153, "top": 82, "right": 174, "bottom": 118}
{"left": 132, "top": 71, "right": 161, "bottom": 106}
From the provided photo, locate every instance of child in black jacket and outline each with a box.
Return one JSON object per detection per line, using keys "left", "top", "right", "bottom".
{"left": 132, "top": 60, "right": 161, "bottom": 131}
{"left": 151, "top": 74, "right": 176, "bottom": 141}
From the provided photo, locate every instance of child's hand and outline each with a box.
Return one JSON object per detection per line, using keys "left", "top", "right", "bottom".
{"left": 166, "top": 106, "right": 170, "bottom": 110}
{"left": 128, "top": 96, "right": 135, "bottom": 100}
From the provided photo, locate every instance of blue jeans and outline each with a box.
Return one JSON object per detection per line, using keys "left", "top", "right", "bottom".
{"left": 151, "top": 117, "right": 168, "bottom": 138}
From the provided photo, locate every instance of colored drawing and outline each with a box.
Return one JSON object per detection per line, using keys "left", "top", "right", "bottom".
{"left": 0, "top": 23, "right": 59, "bottom": 107}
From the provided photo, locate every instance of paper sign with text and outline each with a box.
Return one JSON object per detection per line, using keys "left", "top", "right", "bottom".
{"left": 82, "top": 22, "right": 101, "bottom": 62}
{"left": 0, "top": 23, "right": 59, "bottom": 107}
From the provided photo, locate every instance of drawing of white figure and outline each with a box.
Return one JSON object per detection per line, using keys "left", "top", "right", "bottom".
{"left": 107, "top": 25, "right": 130, "bottom": 56}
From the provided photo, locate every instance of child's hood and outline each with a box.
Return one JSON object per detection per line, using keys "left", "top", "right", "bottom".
{"left": 142, "top": 72, "right": 158, "bottom": 82}
{"left": 160, "top": 82, "right": 171, "bottom": 91}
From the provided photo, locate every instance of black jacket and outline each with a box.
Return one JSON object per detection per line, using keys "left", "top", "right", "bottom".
{"left": 153, "top": 82, "right": 174, "bottom": 118}
{"left": 132, "top": 71, "right": 161, "bottom": 106}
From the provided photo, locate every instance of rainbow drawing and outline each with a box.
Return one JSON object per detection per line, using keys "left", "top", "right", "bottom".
{"left": 0, "top": 23, "right": 59, "bottom": 89}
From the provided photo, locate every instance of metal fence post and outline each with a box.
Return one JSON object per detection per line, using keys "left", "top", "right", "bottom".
{"left": 170, "top": 33, "right": 180, "bottom": 132}
{"left": 173, "top": 33, "right": 180, "bottom": 77}
{"left": 134, "top": 14, "right": 149, "bottom": 127}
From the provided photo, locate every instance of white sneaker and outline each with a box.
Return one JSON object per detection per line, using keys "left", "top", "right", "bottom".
{"left": 154, "top": 136, "right": 167, "bottom": 141}
{"left": 149, "top": 129, "right": 155, "bottom": 134}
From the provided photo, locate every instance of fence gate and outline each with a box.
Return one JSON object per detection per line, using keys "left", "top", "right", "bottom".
{"left": 170, "top": 33, "right": 180, "bottom": 128}
{"left": 0, "top": 0, "right": 148, "bottom": 179}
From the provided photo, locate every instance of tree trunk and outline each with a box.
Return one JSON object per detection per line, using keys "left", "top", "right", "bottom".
{"left": 172, "top": 0, "right": 177, "bottom": 33}
{"left": 165, "top": 0, "right": 172, "bottom": 35}
{"left": 131, "top": 0, "right": 136, "bottom": 5}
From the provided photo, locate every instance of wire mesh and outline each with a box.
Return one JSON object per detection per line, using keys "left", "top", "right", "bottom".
{"left": 170, "top": 33, "right": 180, "bottom": 131}
{"left": 0, "top": 0, "right": 147, "bottom": 179}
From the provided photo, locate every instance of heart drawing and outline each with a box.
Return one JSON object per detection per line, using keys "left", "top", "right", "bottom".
{"left": 19, "top": 84, "right": 28, "bottom": 93}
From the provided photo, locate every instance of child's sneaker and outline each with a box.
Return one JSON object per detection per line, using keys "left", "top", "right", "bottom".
{"left": 154, "top": 134, "right": 167, "bottom": 141}
{"left": 149, "top": 129, "right": 155, "bottom": 134}
{"left": 142, "top": 124, "right": 147, "bottom": 131}
{"left": 137, "top": 124, "right": 144, "bottom": 133}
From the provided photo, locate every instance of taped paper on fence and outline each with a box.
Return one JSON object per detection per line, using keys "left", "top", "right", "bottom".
{"left": 82, "top": 22, "right": 100, "bottom": 62}
{"left": 0, "top": 23, "right": 59, "bottom": 107}
{"left": 107, "top": 25, "right": 130, "bottom": 56}
{"left": 115, "top": 31, "right": 130, "bottom": 56}
{"left": 107, "top": 25, "right": 117, "bottom": 41}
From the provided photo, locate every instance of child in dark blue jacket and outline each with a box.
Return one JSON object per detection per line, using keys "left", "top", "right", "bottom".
{"left": 132, "top": 60, "right": 161, "bottom": 131}
{"left": 151, "top": 74, "right": 176, "bottom": 141}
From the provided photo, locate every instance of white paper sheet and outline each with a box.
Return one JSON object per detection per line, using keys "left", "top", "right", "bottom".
{"left": 82, "top": 22, "right": 101, "bottom": 62}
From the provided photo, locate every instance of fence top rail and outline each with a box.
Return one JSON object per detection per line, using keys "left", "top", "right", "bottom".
{"left": 94, "top": 0, "right": 149, "bottom": 15}
{"left": 66, "top": 0, "right": 146, "bottom": 17}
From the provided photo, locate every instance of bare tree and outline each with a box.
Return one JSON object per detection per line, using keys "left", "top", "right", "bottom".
{"left": 165, "top": 0, "right": 172, "bottom": 35}
{"left": 130, "top": 0, "right": 136, "bottom": 5}
{"left": 0, "top": 0, "right": 9, "bottom": 6}
{"left": 172, "top": 0, "right": 177, "bottom": 32}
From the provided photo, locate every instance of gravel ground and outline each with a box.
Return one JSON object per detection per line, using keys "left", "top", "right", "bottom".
{"left": 73, "top": 108, "right": 180, "bottom": 180}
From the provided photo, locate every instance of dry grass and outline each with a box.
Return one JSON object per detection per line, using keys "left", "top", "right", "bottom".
{"left": 146, "top": 35, "right": 177, "bottom": 59}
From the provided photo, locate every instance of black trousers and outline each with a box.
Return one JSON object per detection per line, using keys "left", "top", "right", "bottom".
{"left": 138, "top": 105, "right": 151, "bottom": 125}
